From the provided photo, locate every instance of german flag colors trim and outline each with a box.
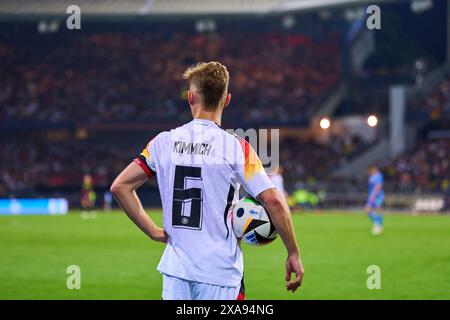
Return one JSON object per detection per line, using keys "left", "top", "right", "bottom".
{"left": 239, "top": 139, "right": 264, "bottom": 181}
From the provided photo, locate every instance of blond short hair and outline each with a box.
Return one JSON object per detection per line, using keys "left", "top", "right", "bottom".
{"left": 183, "top": 62, "right": 229, "bottom": 111}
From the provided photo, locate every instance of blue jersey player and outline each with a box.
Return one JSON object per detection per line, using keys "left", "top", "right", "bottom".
{"left": 365, "top": 166, "right": 384, "bottom": 235}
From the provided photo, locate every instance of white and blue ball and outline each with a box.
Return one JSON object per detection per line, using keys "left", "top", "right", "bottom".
{"left": 231, "top": 196, "right": 278, "bottom": 246}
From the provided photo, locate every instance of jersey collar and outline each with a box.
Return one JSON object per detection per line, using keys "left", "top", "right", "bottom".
{"left": 192, "top": 118, "right": 221, "bottom": 128}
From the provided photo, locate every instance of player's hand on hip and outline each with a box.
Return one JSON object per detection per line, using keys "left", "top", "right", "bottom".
{"left": 150, "top": 227, "right": 168, "bottom": 243}
{"left": 285, "top": 253, "right": 304, "bottom": 292}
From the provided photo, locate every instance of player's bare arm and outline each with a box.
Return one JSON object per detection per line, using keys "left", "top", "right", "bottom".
{"left": 258, "top": 188, "right": 304, "bottom": 293}
{"left": 110, "top": 162, "right": 167, "bottom": 243}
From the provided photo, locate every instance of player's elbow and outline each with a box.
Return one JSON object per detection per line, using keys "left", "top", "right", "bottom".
{"left": 260, "top": 189, "right": 285, "bottom": 213}
{"left": 266, "top": 196, "right": 284, "bottom": 213}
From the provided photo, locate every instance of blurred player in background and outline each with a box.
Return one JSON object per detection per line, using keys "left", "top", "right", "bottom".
{"left": 268, "top": 166, "right": 286, "bottom": 197}
{"left": 103, "top": 190, "right": 112, "bottom": 212}
{"left": 365, "top": 166, "right": 384, "bottom": 235}
{"left": 111, "top": 62, "right": 304, "bottom": 300}
{"left": 81, "top": 174, "right": 96, "bottom": 214}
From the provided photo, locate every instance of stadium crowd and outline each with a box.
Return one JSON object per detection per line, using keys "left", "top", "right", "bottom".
{"left": 0, "top": 134, "right": 351, "bottom": 197}
{"left": 1, "top": 134, "right": 449, "bottom": 198}
{"left": 383, "top": 138, "right": 450, "bottom": 193}
{"left": 410, "top": 72, "right": 450, "bottom": 128}
{"left": 0, "top": 30, "right": 340, "bottom": 126}
{"left": 279, "top": 138, "right": 347, "bottom": 190}
{"left": 0, "top": 137, "right": 136, "bottom": 197}
{"left": 1, "top": 25, "right": 449, "bottom": 201}
{"left": 1, "top": 131, "right": 371, "bottom": 199}
{"left": 387, "top": 71, "right": 450, "bottom": 193}
{"left": 0, "top": 26, "right": 344, "bottom": 198}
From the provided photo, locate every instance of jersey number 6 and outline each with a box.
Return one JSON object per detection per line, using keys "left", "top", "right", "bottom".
{"left": 172, "top": 165, "right": 203, "bottom": 230}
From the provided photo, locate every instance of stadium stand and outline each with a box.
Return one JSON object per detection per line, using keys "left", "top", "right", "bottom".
{"left": 0, "top": 1, "right": 448, "bottom": 207}
{"left": 0, "top": 28, "right": 340, "bottom": 127}
{"left": 383, "top": 138, "right": 450, "bottom": 193}
{"left": 0, "top": 133, "right": 361, "bottom": 198}
{"left": 409, "top": 72, "right": 450, "bottom": 129}
{"left": 378, "top": 71, "right": 450, "bottom": 194}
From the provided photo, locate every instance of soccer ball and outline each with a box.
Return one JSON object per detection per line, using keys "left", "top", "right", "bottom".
{"left": 231, "top": 196, "right": 278, "bottom": 246}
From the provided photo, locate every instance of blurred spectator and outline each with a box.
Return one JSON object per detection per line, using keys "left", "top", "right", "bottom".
{"left": 410, "top": 73, "right": 450, "bottom": 128}
{"left": 383, "top": 139, "right": 450, "bottom": 193}
{"left": 0, "top": 30, "right": 340, "bottom": 127}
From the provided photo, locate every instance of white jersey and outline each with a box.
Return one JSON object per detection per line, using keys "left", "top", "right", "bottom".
{"left": 269, "top": 173, "right": 285, "bottom": 195}
{"left": 134, "top": 119, "right": 274, "bottom": 287}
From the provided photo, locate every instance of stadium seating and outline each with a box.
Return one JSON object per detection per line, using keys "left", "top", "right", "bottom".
{"left": 1, "top": 22, "right": 448, "bottom": 198}
{"left": 383, "top": 139, "right": 450, "bottom": 193}
{"left": 409, "top": 73, "right": 450, "bottom": 129}
{"left": 0, "top": 28, "right": 340, "bottom": 127}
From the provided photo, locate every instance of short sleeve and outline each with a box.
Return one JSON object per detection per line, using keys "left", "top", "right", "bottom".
{"left": 233, "top": 138, "right": 275, "bottom": 198}
{"left": 133, "top": 138, "right": 157, "bottom": 179}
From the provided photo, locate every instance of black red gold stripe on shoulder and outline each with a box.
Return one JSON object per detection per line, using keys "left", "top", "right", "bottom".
{"left": 133, "top": 156, "right": 155, "bottom": 179}
{"left": 237, "top": 137, "right": 264, "bottom": 180}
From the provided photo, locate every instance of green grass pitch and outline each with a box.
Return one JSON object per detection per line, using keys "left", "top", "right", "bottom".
{"left": 1, "top": 210, "right": 450, "bottom": 300}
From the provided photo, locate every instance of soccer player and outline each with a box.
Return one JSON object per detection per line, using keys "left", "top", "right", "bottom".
{"left": 365, "top": 166, "right": 384, "bottom": 235}
{"left": 81, "top": 174, "right": 96, "bottom": 213}
{"left": 111, "top": 62, "right": 304, "bottom": 300}
{"left": 268, "top": 166, "right": 286, "bottom": 197}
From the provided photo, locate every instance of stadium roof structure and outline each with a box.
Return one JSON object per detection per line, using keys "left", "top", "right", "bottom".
{"left": 0, "top": 0, "right": 395, "bottom": 18}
